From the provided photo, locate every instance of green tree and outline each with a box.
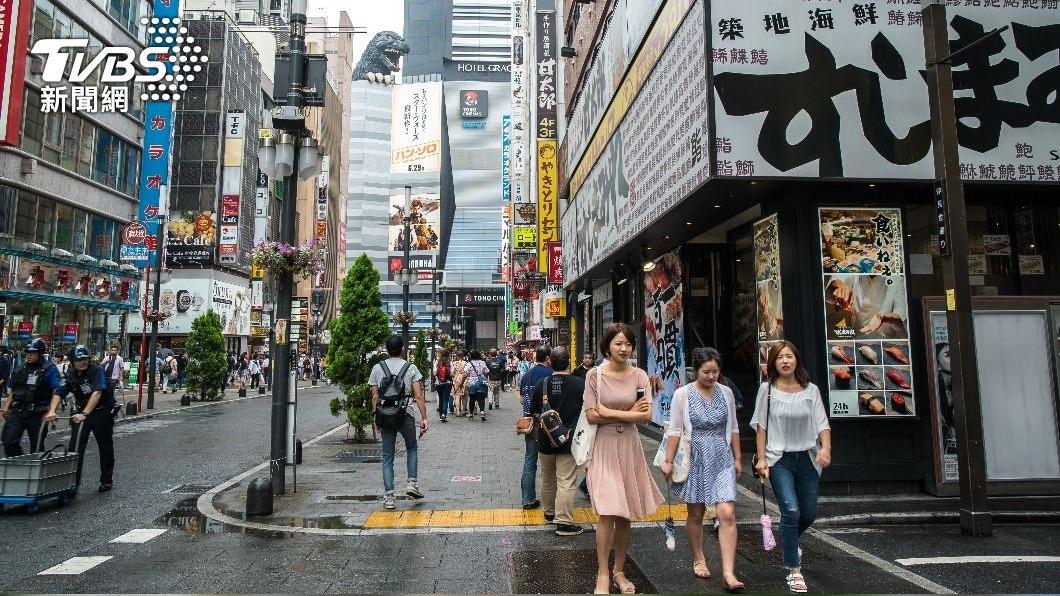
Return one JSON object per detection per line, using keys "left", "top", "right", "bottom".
{"left": 326, "top": 254, "right": 391, "bottom": 441}
{"left": 185, "top": 310, "right": 227, "bottom": 401}
{"left": 412, "top": 329, "right": 430, "bottom": 390}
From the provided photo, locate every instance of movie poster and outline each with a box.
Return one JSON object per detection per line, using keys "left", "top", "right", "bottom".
{"left": 644, "top": 249, "right": 685, "bottom": 426}
{"left": 753, "top": 214, "right": 783, "bottom": 381}
{"left": 927, "top": 311, "right": 958, "bottom": 482}
{"left": 388, "top": 193, "right": 441, "bottom": 252}
{"left": 820, "top": 208, "right": 914, "bottom": 418}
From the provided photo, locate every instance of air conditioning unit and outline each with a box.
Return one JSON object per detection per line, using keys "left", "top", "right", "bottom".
{"left": 29, "top": 56, "right": 44, "bottom": 75}
{"left": 21, "top": 157, "right": 36, "bottom": 175}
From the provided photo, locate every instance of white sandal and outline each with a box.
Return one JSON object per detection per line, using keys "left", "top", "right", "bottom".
{"left": 786, "top": 572, "right": 808, "bottom": 593}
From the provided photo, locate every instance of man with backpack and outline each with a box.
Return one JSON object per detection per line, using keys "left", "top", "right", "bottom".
{"left": 531, "top": 347, "right": 584, "bottom": 536}
{"left": 518, "top": 346, "right": 553, "bottom": 510}
{"left": 368, "top": 335, "right": 428, "bottom": 510}
{"left": 485, "top": 348, "right": 506, "bottom": 410}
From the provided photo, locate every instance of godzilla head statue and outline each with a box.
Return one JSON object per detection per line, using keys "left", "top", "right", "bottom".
{"left": 353, "top": 31, "right": 410, "bottom": 84}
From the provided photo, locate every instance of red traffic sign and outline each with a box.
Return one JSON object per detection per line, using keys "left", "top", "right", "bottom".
{"left": 122, "top": 221, "right": 148, "bottom": 245}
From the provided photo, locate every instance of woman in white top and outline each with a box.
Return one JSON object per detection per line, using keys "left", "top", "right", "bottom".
{"left": 751, "top": 341, "right": 831, "bottom": 594}
{"left": 662, "top": 347, "right": 744, "bottom": 591}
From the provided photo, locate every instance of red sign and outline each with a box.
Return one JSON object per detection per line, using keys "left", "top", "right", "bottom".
{"left": 219, "top": 244, "right": 238, "bottom": 255}
{"left": 122, "top": 221, "right": 148, "bottom": 245}
{"left": 145, "top": 235, "right": 158, "bottom": 251}
{"left": 221, "top": 194, "right": 240, "bottom": 218}
{"left": 547, "top": 242, "right": 564, "bottom": 284}
{"left": 315, "top": 220, "right": 326, "bottom": 239}
{"left": 0, "top": 0, "right": 32, "bottom": 146}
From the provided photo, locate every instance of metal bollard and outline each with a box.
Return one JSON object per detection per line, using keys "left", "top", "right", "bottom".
{"left": 245, "top": 477, "right": 273, "bottom": 516}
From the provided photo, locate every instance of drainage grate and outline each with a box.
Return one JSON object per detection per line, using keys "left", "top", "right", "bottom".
{"left": 510, "top": 549, "right": 656, "bottom": 594}
{"left": 164, "top": 484, "right": 215, "bottom": 495}
{"left": 333, "top": 452, "right": 382, "bottom": 464}
{"left": 736, "top": 532, "right": 832, "bottom": 564}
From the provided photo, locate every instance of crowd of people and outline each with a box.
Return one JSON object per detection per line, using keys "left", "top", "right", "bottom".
{"left": 370, "top": 324, "right": 832, "bottom": 594}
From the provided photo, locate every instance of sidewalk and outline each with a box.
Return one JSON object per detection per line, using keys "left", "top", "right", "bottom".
{"left": 209, "top": 387, "right": 760, "bottom": 531}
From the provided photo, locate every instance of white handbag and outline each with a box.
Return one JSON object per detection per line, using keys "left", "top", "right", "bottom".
{"left": 653, "top": 392, "right": 692, "bottom": 483}
{"left": 571, "top": 366, "right": 600, "bottom": 466}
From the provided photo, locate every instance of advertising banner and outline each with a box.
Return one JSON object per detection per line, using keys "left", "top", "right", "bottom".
{"left": 512, "top": 251, "right": 537, "bottom": 279}
{"left": 711, "top": 0, "right": 1060, "bottom": 181}
{"left": 562, "top": 0, "right": 709, "bottom": 283}
{"left": 253, "top": 168, "right": 269, "bottom": 246}
{"left": 537, "top": 140, "right": 558, "bottom": 271}
{"left": 166, "top": 210, "right": 216, "bottom": 267}
{"left": 0, "top": 0, "right": 32, "bottom": 146}
{"left": 316, "top": 156, "right": 330, "bottom": 241}
{"left": 820, "top": 208, "right": 914, "bottom": 418}
{"left": 753, "top": 214, "right": 784, "bottom": 381}
{"left": 388, "top": 193, "right": 440, "bottom": 252}
{"left": 513, "top": 202, "right": 536, "bottom": 226}
{"left": 391, "top": 82, "right": 443, "bottom": 173}
{"left": 218, "top": 112, "right": 244, "bottom": 264}
{"left": 502, "top": 115, "right": 512, "bottom": 202}
{"left": 212, "top": 280, "right": 251, "bottom": 337}
{"left": 513, "top": 226, "right": 537, "bottom": 250}
{"left": 644, "top": 250, "right": 685, "bottom": 426}
{"left": 547, "top": 241, "right": 564, "bottom": 285}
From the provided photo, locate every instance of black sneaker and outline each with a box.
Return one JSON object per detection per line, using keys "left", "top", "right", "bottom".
{"left": 98, "top": 483, "right": 113, "bottom": 493}
{"left": 481, "top": 415, "right": 486, "bottom": 421}
{"left": 555, "top": 523, "right": 584, "bottom": 536}
{"left": 522, "top": 500, "right": 540, "bottom": 510}
{"left": 488, "top": 404, "right": 493, "bottom": 410}
{"left": 544, "top": 513, "right": 555, "bottom": 523}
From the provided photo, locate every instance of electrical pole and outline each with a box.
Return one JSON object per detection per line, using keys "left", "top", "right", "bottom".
{"left": 922, "top": 0, "right": 993, "bottom": 537}
{"left": 401, "top": 185, "right": 412, "bottom": 353}
{"left": 146, "top": 214, "right": 165, "bottom": 410}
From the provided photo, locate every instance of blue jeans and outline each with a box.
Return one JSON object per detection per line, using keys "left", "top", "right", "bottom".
{"left": 381, "top": 415, "right": 418, "bottom": 493}
{"left": 769, "top": 451, "right": 820, "bottom": 568}
{"left": 436, "top": 384, "right": 452, "bottom": 417}
{"left": 521, "top": 432, "right": 538, "bottom": 504}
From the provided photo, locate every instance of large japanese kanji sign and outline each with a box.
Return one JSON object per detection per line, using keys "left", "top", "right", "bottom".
{"left": 711, "top": 0, "right": 1060, "bottom": 181}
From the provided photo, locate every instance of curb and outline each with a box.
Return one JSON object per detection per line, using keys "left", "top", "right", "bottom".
{"left": 815, "top": 510, "right": 1060, "bottom": 526}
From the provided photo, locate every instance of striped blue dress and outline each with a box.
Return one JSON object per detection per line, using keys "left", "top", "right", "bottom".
{"left": 672, "top": 386, "right": 737, "bottom": 505}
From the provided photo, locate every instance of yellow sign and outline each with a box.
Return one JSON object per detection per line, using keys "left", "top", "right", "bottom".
{"left": 258, "top": 128, "right": 271, "bottom": 139}
{"left": 251, "top": 266, "right": 265, "bottom": 280}
{"left": 946, "top": 289, "right": 955, "bottom": 311}
{"left": 537, "top": 140, "right": 558, "bottom": 273}
{"left": 545, "top": 297, "right": 567, "bottom": 318}
{"left": 567, "top": 0, "right": 694, "bottom": 201}
{"left": 513, "top": 225, "right": 537, "bottom": 249}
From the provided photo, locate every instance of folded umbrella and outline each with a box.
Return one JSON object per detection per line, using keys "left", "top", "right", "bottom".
{"left": 760, "top": 479, "right": 776, "bottom": 551}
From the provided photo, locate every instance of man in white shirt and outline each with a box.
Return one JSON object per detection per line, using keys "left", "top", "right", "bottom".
{"left": 100, "top": 347, "right": 124, "bottom": 392}
{"left": 248, "top": 357, "right": 262, "bottom": 389}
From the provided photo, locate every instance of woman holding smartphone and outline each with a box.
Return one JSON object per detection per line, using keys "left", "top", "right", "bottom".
{"left": 584, "top": 323, "right": 663, "bottom": 594}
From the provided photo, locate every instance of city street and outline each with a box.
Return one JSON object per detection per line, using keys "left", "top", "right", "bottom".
{"left": 1, "top": 385, "right": 1057, "bottom": 593}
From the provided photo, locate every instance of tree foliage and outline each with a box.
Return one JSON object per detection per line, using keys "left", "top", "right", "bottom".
{"left": 413, "top": 329, "right": 430, "bottom": 389}
{"left": 325, "top": 254, "right": 391, "bottom": 441}
{"left": 185, "top": 310, "right": 227, "bottom": 401}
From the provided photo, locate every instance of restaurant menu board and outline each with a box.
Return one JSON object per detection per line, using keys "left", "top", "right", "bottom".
{"left": 753, "top": 214, "right": 783, "bottom": 381}
{"left": 820, "top": 208, "right": 914, "bottom": 418}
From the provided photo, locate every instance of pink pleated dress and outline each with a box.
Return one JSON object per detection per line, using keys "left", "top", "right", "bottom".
{"left": 583, "top": 366, "right": 664, "bottom": 520}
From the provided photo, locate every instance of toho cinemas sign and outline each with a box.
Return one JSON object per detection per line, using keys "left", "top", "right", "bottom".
{"left": 452, "top": 287, "right": 505, "bottom": 307}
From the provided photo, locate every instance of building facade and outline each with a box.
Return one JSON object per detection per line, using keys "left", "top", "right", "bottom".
{"left": 555, "top": 0, "right": 1060, "bottom": 495}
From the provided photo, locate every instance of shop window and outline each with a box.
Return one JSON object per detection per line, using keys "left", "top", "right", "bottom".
{"left": 202, "top": 136, "right": 219, "bottom": 161}
{"left": 122, "top": 143, "right": 139, "bottom": 197}
{"left": 181, "top": 136, "right": 204, "bottom": 161}
{"left": 30, "top": 0, "right": 55, "bottom": 47}
{"left": 77, "top": 118, "right": 95, "bottom": 177}
{"left": 93, "top": 129, "right": 120, "bottom": 188}
{"left": 89, "top": 214, "right": 113, "bottom": 259}
{"left": 36, "top": 196, "right": 55, "bottom": 246}
{"left": 0, "top": 186, "right": 14, "bottom": 241}
{"left": 71, "top": 209, "right": 88, "bottom": 255}
{"left": 13, "top": 192, "right": 36, "bottom": 245}
{"left": 61, "top": 114, "right": 82, "bottom": 172}
{"left": 42, "top": 110, "right": 63, "bottom": 165}
{"left": 21, "top": 88, "right": 44, "bottom": 157}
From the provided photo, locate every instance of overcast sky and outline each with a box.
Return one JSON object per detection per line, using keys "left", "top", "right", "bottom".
{"left": 305, "top": 1, "right": 405, "bottom": 62}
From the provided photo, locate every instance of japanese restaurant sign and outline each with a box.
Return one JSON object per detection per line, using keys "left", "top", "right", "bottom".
{"left": 820, "top": 208, "right": 915, "bottom": 419}
{"left": 753, "top": 214, "right": 784, "bottom": 381}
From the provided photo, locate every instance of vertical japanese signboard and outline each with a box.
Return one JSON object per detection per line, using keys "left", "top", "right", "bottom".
{"left": 218, "top": 112, "right": 245, "bottom": 264}
{"left": 536, "top": 9, "right": 558, "bottom": 273}
{"left": 136, "top": 0, "right": 182, "bottom": 268}
{"left": 820, "top": 208, "right": 914, "bottom": 418}
{"left": 0, "top": 0, "right": 32, "bottom": 146}
{"left": 502, "top": 115, "right": 512, "bottom": 202}
{"left": 316, "top": 155, "right": 330, "bottom": 240}
{"left": 546, "top": 241, "right": 563, "bottom": 285}
{"left": 711, "top": 0, "right": 1060, "bottom": 181}
{"left": 391, "top": 82, "right": 443, "bottom": 174}
{"left": 644, "top": 250, "right": 684, "bottom": 426}
{"left": 753, "top": 214, "right": 783, "bottom": 381}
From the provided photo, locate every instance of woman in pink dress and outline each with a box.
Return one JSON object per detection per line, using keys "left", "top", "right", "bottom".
{"left": 584, "top": 323, "right": 664, "bottom": 594}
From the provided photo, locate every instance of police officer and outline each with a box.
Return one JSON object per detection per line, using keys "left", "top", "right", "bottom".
{"left": 60, "top": 345, "right": 115, "bottom": 492}
{"left": 1, "top": 338, "right": 62, "bottom": 456}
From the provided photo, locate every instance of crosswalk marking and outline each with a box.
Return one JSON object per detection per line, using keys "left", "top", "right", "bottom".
{"left": 898, "top": 555, "right": 1060, "bottom": 566}
{"left": 38, "top": 556, "right": 112, "bottom": 575}
{"left": 110, "top": 528, "right": 167, "bottom": 543}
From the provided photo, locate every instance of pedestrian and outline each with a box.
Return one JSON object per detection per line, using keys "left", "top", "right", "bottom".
{"left": 434, "top": 349, "right": 453, "bottom": 422}
{"left": 662, "top": 347, "right": 744, "bottom": 591}
{"left": 752, "top": 340, "right": 832, "bottom": 594}
{"left": 1, "top": 339, "right": 62, "bottom": 457}
{"left": 160, "top": 352, "right": 176, "bottom": 393}
{"left": 505, "top": 350, "right": 518, "bottom": 390}
{"left": 368, "top": 335, "right": 428, "bottom": 510}
{"left": 516, "top": 354, "right": 530, "bottom": 389}
{"left": 0, "top": 348, "right": 13, "bottom": 397}
{"left": 584, "top": 323, "right": 662, "bottom": 595}
{"left": 100, "top": 346, "right": 124, "bottom": 395}
{"left": 464, "top": 349, "right": 490, "bottom": 421}
{"left": 452, "top": 350, "right": 469, "bottom": 417}
{"left": 226, "top": 352, "right": 238, "bottom": 385}
{"left": 485, "top": 347, "right": 505, "bottom": 410}
{"left": 519, "top": 346, "right": 553, "bottom": 510}
{"left": 60, "top": 345, "right": 116, "bottom": 492}
{"left": 262, "top": 353, "right": 271, "bottom": 388}
{"left": 572, "top": 351, "right": 594, "bottom": 379}
{"left": 176, "top": 351, "right": 188, "bottom": 390}
{"left": 530, "top": 346, "right": 585, "bottom": 536}
{"left": 248, "top": 356, "right": 262, "bottom": 389}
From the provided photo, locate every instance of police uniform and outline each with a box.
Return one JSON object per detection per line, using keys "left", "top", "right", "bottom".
{"left": 2, "top": 345, "right": 61, "bottom": 457}
{"left": 60, "top": 357, "right": 116, "bottom": 490}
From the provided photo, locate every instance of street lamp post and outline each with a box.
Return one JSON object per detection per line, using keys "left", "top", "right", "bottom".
{"left": 401, "top": 186, "right": 412, "bottom": 353}
{"left": 425, "top": 274, "right": 443, "bottom": 387}
{"left": 311, "top": 304, "right": 322, "bottom": 387}
{"left": 145, "top": 211, "right": 166, "bottom": 410}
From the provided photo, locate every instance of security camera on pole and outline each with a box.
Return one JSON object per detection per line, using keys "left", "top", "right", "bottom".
{"left": 254, "top": 0, "right": 327, "bottom": 498}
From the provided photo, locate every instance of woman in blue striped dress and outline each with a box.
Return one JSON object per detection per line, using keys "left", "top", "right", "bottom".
{"left": 662, "top": 347, "right": 744, "bottom": 591}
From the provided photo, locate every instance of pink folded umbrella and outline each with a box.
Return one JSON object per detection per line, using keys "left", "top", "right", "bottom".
{"left": 759, "top": 480, "right": 776, "bottom": 551}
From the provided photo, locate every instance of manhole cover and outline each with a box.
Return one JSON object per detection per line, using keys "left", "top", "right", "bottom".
{"left": 510, "top": 549, "right": 656, "bottom": 594}
{"left": 164, "top": 484, "right": 215, "bottom": 495}
{"left": 334, "top": 450, "right": 382, "bottom": 464}
{"left": 736, "top": 532, "right": 831, "bottom": 564}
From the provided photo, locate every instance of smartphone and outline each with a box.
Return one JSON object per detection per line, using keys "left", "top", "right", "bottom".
{"left": 636, "top": 388, "right": 645, "bottom": 400}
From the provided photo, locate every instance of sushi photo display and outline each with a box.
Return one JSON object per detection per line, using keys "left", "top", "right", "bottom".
{"left": 754, "top": 215, "right": 785, "bottom": 382}
{"left": 820, "top": 208, "right": 916, "bottom": 418}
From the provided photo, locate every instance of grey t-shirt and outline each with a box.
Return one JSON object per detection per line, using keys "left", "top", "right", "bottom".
{"left": 369, "top": 358, "right": 423, "bottom": 416}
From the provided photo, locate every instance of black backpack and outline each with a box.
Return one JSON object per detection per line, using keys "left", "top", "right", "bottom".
{"left": 375, "top": 361, "right": 412, "bottom": 430}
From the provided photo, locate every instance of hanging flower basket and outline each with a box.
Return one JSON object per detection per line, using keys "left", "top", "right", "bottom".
{"left": 426, "top": 327, "right": 441, "bottom": 340}
{"left": 392, "top": 311, "right": 417, "bottom": 326}
{"left": 250, "top": 239, "right": 324, "bottom": 279}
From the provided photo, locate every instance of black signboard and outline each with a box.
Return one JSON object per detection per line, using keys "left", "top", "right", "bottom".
{"left": 934, "top": 179, "right": 949, "bottom": 256}
{"left": 460, "top": 90, "right": 488, "bottom": 119}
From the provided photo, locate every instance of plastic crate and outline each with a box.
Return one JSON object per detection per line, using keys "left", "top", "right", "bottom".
{"left": 0, "top": 452, "right": 78, "bottom": 497}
